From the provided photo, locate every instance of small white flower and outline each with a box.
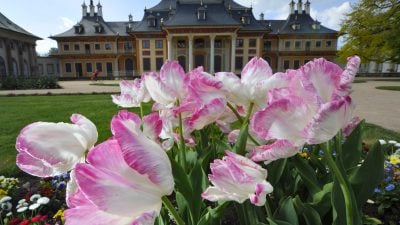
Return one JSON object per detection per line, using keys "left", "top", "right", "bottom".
{"left": 6, "top": 212, "right": 12, "bottom": 217}
{"left": 388, "top": 140, "right": 398, "bottom": 144}
{"left": 379, "top": 139, "right": 387, "bottom": 145}
{"left": 17, "top": 206, "right": 28, "bottom": 213}
{"left": 37, "top": 197, "right": 50, "bottom": 205}
{"left": 1, "top": 202, "right": 12, "bottom": 211}
{"left": 395, "top": 143, "right": 400, "bottom": 148}
{"left": 0, "top": 196, "right": 12, "bottom": 204}
{"left": 367, "top": 199, "right": 375, "bottom": 204}
{"left": 29, "top": 203, "right": 40, "bottom": 210}
{"left": 16, "top": 202, "right": 29, "bottom": 209}
{"left": 29, "top": 194, "right": 41, "bottom": 202}
{"left": 18, "top": 199, "right": 26, "bottom": 204}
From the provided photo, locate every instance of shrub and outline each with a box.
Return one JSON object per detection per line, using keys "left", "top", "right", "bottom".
{"left": 0, "top": 76, "right": 60, "bottom": 90}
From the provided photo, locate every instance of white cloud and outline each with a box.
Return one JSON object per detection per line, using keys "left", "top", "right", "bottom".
{"left": 36, "top": 39, "right": 57, "bottom": 55}
{"left": 313, "top": 2, "right": 352, "bottom": 30}
{"left": 59, "top": 17, "right": 75, "bottom": 30}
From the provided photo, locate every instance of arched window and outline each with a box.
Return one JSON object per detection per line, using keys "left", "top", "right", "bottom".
{"left": 0, "top": 56, "right": 6, "bottom": 76}
{"left": 12, "top": 58, "right": 18, "bottom": 76}
{"left": 23, "top": 60, "right": 29, "bottom": 76}
{"left": 177, "top": 56, "right": 186, "bottom": 72}
{"left": 125, "top": 58, "right": 134, "bottom": 76}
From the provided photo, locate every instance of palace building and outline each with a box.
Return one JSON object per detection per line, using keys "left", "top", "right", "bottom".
{"left": 0, "top": 12, "right": 41, "bottom": 77}
{"left": 51, "top": 0, "right": 338, "bottom": 78}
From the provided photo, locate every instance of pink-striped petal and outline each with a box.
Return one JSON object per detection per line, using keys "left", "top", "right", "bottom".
{"left": 188, "top": 68, "right": 225, "bottom": 104}
{"left": 111, "top": 113, "right": 174, "bottom": 194}
{"left": 305, "top": 96, "right": 355, "bottom": 144}
{"left": 249, "top": 140, "right": 301, "bottom": 163}
{"left": 343, "top": 116, "right": 361, "bottom": 137}
{"left": 215, "top": 72, "right": 246, "bottom": 106}
{"left": 159, "top": 60, "right": 188, "bottom": 100}
{"left": 249, "top": 181, "right": 274, "bottom": 206}
{"left": 15, "top": 114, "right": 97, "bottom": 177}
{"left": 144, "top": 72, "right": 176, "bottom": 107}
{"left": 110, "top": 110, "right": 141, "bottom": 136}
{"left": 339, "top": 56, "right": 361, "bottom": 95}
{"left": 142, "top": 112, "right": 162, "bottom": 141}
{"left": 188, "top": 98, "right": 226, "bottom": 130}
{"left": 241, "top": 57, "right": 273, "bottom": 87}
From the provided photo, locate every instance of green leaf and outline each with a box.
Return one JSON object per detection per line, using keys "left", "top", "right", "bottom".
{"left": 189, "top": 161, "right": 207, "bottom": 224}
{"left": 197, "top": 202, "right": 230, "bottom": 225}
{"left": 349, "top": 142, "right": 385, "bottom": 208}
{"left": 341, "top": 120, "right": 364, "bottom": 170}
{"left": 267, "top": 159, "right": 287, "bottom": 186}
{"left": 293, "top": 196, "right": 323, "bottom": 225}
{"left": 310, "top": 183, "right": 333, "bottom": 217}
{"left": 170, "top": 159, "right": 193, "bottom": 202}
{"left": 292, "top": 155, "right": 321, "bottom": 195}
{"left": 267, "top": 218, "right": 293, "bottom": 225}
{"left": 273, "top": 197, "right": 299, "bottom": 225}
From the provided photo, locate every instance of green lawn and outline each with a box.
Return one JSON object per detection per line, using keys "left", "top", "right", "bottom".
{"left": 375, "top": 86, "right": 400, "bottom": 91}
{"left": 0, "top": 94, "right": 148, "bottom": 176}
{"left": 0, "top": 95, "right": 399, "bottom": 176}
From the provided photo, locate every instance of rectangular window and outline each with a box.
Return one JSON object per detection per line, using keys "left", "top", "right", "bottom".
{"left": 285, "top": 41, "right": 291, "bottom": 49}
{"left": 65, "top": 63, "right": 72, "bottom": 73}
{"left": 74, "top": 44, "right": 80, "bottom": 51}
{"left": 316, "top": 41, "right": 321, "bottom": 48}
{"left": 143, "top": 58, "right": 151, "bottom": 71}
{"left": 326, "top": 41, "right": 332, "bottom": 48}
{"left": 96, "top": 62, "right": 103, "bottom": 72}
{"left": 47, "top": 64, "right": 54, "bottom": 74}
{"left": 155, "top": 40, "right": 163, "bottom": 49}
{"left": 38, "top": 64, "right": 43, "bottom": 75}
{"left": 249, "top": 39, "right": 257, "bottom": 48}
{"left": 305, "top": 41, "right": 311, "bottom": 51}
{"left": 177, "top": 40, "right": 186, "bottom": 48}
{"left": 156, "top": 58, "right": 164, "bottom": 70}
{"left": 105, "top": 43, "right": 111, "bottom": 50}
{"left": 10, "top": 42, "right": 14, "bottom": 50}
{"left": 124, "top": 42, "right": 133, "bottom": 50}
{"left": 63, "top": 44, "right": 69, "bottom": 51}
{"left": 86, "top": 63, "right": 92, "bottom": 73}
{"left": 295, "top": 41, "right": 301, "bottom": 49}
{"left": 235, "top": 56, "right": 243, "bottom": 70}
{"left": 294, "top": 60, "right": 300, "bottom": 69}
{"left": 85, "top": 44, "right": 91, "bottom": 53}
{"left": 95, "top": 43, "right": 100, "bottom": 50}
{"left": 283, "top": 60, "right": 290, "bottom": 70}
{"left": 236, "top": 39, "right": 244, "bottom": 48}
{"left": 214, "top": 40, "right": 222, "bottom": 48}
{"left": 264, "top": 41, "right": 271, "bottom": 51}
{"left": 142, "top": 40, "right": 150, "bottom": 49}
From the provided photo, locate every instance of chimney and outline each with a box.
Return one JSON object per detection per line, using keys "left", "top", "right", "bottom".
{"left": 297, "top": 0, "right": 303, "bottom": 14}
{"left": 89, "top": 0, "right": 95, "bottom": 16}
{"left": 97, "top": 1, "right": 103, "bottom": 17}
{"left": 289, "top": 1, "right": 295, "bottom": 14}
{"left": 82, "top": 1, "right": 87, "bottom": 17}
{"left": 305, "top": 0, "right": 310, "bottom": 15}
{"left": 259, "top": 13, "right": 264, "bottom": 21}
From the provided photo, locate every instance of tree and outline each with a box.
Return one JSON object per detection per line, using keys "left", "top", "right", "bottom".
{"left": 339, "top": 0, "right": 400, "bottom": 64}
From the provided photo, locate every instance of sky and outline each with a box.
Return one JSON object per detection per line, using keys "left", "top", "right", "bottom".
{"left": 0, "top": 0, "right": 359, "bottom": 55}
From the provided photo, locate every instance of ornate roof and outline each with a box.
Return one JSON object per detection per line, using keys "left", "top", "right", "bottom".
{"left": 0, "top": 12, "right": 41, "bottom": 39}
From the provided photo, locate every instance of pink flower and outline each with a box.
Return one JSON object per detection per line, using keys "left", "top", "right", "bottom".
{"left": 216, "top": 57, "right": 290, "bottom": 111}
{"left": 144, "top": 60, "right": 189, "bottom": 107}
{"left": 65, "top": 111, "right": 173, "bottom": 225}
{"left": 202, "top": 151, "right": 273, "bottom": 206}
{"left": 250, "top": 57, "right": 359, "bottom": 163}
{"left": 16, "top": 114, "right": 98, "bottom": 177}
{"left": 112, "top": 79, "right": 151, "bottom": 108}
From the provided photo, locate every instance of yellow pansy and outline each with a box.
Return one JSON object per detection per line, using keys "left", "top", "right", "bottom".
{"left": 389, "top": 155, "right": 400, "bottom": 165}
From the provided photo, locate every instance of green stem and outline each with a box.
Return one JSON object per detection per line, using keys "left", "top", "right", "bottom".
{"left": 264, "top": 196, "right": 273, "bottom": 218}
{"left": 139, "top": 102, "right": 144, "bottom": 119}
{"left": 162, "top": 196, "right": 186, "bottom": 225}
{"left": 227, "top": 102, "right": 260, "bottom": 146}
{"left": 176, "top": 100, "right": 187, "bottom": 172}
{"left": 323, "top": 142, "right": 354, "bottom": 225}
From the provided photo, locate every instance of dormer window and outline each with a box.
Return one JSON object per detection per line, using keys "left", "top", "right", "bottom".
{"left": 312, "top": 20, "right": 321, "bottom": 30}
{"left": 241, "top": 12, "right": 251, "bottom": 25}
{"left": 147, "top": 14, "right": 156, "bottom": 27}
{"left": 197, "top": 7, "right": 206, "bottom": 20}
{"left": 126, "top": 23, "right": 133, "bottom": 32}
{"left": 94, "top": 23, "right": 104, "bottom": 33}
{"left": 291, "top": 22, "right": 301, "bottom": 30}
{"left": 74, "top": 23, "right": 84, "bottom": 34}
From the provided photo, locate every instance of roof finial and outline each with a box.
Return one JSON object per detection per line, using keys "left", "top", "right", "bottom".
{"left": 200, "top": 0, "right": 203, "bottom": 6}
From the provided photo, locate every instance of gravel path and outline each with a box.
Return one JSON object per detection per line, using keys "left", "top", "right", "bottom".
{"left": 1, "top": 79, "right": 399, "bottom": 132}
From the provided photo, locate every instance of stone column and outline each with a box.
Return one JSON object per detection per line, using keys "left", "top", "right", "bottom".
{"left": 210, "top": 34, "right": 215, "bottom": 74}
{"left": 231, "top": 34, "right": 236, "bottom": 73}
{"left": 188, "top": 35, "right": 193, "bottom": 71}
{"left": 167, "top": 35, "right": 172, "bottom": 60}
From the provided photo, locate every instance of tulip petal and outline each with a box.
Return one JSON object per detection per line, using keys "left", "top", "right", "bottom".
{"left": 249, "top": 181, "right": 274, "bottom": 206}
{"left": 142, "top": 113, "right": 163, "bottom": 141}
{"left": 112, "top": 112, "right": 174, "bottom": 195}
{"left": 189, "top": 98, "right": 226, "bottom": 130}
{"left": 159, "top": 60, "right": 188, "bottom": 99}
{"left": 249, "top": 140, "right": 301, "bottom": 163}
{"left": 144, "top": 72, "right": 176, "bottom": 106}
{"left": 340, "top": 56, "right": 361, "bottom": 94}
{"left": 110, "top": 110, "right": 141, "bottom": 136}
{"left": 305, "top": 96, "right": 354, "bottom": 144}
{"left": 16, "top": 114, "right": 97, "bottom": 177}
{"left": 241, "top": 57, "right": 273, "bottom": 87}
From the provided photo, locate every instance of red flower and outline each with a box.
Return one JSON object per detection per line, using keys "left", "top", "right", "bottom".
{"left": 8, "top": 218, "right": 22, "bottom": 225}
{"left": 19, "top": 220, "right": 31, "bottom": 225}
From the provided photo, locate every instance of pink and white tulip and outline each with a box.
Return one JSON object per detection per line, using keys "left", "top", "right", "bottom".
{"left": 66, "top": 111, "right": 174, "bottom": 225}
{"left": 216, "top": 57, "right": 290, "bottom": 111}
{"left": 16, "top": 114, "right": 98, "bottom": 177}
{"left": 112, "top": 79, "right": 151, "bottom": 108}
{"left": 144, "top": 61, "right": 189, "bottom": 107}
{"left": 202, "top": 151, "right": 273, "bottom": 206}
